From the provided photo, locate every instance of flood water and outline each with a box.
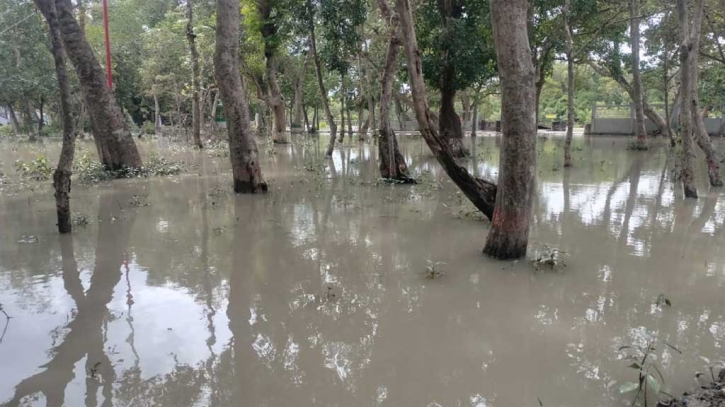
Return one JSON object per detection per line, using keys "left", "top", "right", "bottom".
{"left": 1, "top": 134, "right": 724, "bottom": 406}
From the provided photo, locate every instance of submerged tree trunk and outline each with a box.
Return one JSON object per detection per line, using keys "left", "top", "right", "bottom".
{"left": 395, "top": 0, "right": 497, "bottom": 218}
{"left": 55, "top": 0, "right": 141, "bottom": 170}
{"left": 688, "top": 0, "right": 723, "bottom": 187}
{"left": 376, "top": 0, "right": 413, "bottom": 182}
{"left": 677, "top": 0, "right": 698, "bottom": 198}
{"left": 366, "top": 60, "right": 377, "bottom": 136}
{"left": 564, "top": 0, "right": 574, "bottom": 167}
{"left": 214, "top": 0, "right": 267, "bottom": 193}
{"left": 308, "top": 21, "right": 337, "bottom": 156}
{"left": 7, "top": 104, "right": 20, "bottom": 135}
{"left": 186, "top": 0, "right": 203, "bottom": 148}
{"left": 35, "top": 0, "right": 76, "bottom": 233}
{"left": 630, "top": 0, "right": 648, "bottom": 149}
{"left": 482, "top": 0, "right": 537, "bottom": 259}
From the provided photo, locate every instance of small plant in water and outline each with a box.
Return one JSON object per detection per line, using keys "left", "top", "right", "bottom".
{"left": 655, "top": 294, "right": 672, "bottom": 308}
{"left": 531, "top": 245, "right": 567, "bottom": 271}
{"left": 14, "top": 155, "right": 53, "bottom": 181}
{"left": 424, "top": 260, "right": 446, "bottom": 279}
{"left": 72, "top": 213, "right": 89, "bottom": 227}
{"left": 618, "top": 340, "right": 681, "bottom": 406}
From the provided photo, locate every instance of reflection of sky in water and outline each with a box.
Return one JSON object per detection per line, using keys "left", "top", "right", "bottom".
{"left": 2, "top": 137, "right": 725, "bottom": 406}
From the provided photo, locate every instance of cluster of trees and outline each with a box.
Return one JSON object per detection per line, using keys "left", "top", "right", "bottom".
{"left": 3, "top": 0, "right": 724, "bottom": 259}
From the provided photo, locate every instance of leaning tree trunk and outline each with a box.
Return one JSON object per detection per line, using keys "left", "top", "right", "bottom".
{"left": 308, "top": 24, "right": 337, "bottom": 156}
{"left": 35, "top": 0, "right": 76, "bottom": 233}
{"left": 7, "top": 104, "right": 21, "bottom": 136}
{"left": 376, "top": 0, "right": 413, "bottom": 182}
{"left": 214, "top": 0, "right": 267, "bottom": 193}
{"left": 395, "top": 0, "right": 497, "bottom": 218}
{"left": 688, "top": 0, "right": 723, "bottom": 187}
{"left": 677, "top": 0, "right": 698, "bottom": 198}
{"left": 482, "top": 0, "right": 537, "bottom": 259}
{"left": 186, "top": 0, "right": 203, "bottom": 148}
{"left": 630, "top": 0, "right": 648, "bottom": 149}
{"left": 564, "top": 0, "right": 574, "bottom": 167}
{"left": 37, "top": 97, "right": 45, "bottom": 136}
{"left": 55, "top": 0, "right": 141, "bottom": 170}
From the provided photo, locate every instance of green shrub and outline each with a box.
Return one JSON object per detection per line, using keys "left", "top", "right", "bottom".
{"left": 14, "top": 155, "right": 53, "bottom": 180}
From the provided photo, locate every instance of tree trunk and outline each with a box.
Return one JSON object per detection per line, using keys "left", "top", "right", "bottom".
{"left": 339, "top": 79, "right": 346, "bottom": 143}
{"left": 366, "top": 59, "right": 377, "bottom": 136}
{"left": 35, "top": 0, "right": 76, "bottom": 233}
{"left": 292, "top": 57, "right": 307, "bottom": 132}
{"left": 25, "top": 101, "right": 36, "bottom": 141}
{"left": 303, "top": 104, "right": 310, "bottom": 132}
{"left": 395, "top": 0, "right": 497, "bottom": 219}
{"left": 308, "top": 22, "right": 337, "bottom": 156}
{"left": 258, "top": 0, "right": 287, "bottom": 144}
{"left": 214, "top": 0, "right": 267, "bottom": 193}
{"left": 688, "top": 0, "right": 723, "bottom": 187}
{"left": 7, "top": 104, "right": 20, "bottom": 135}
{"left": 376, "top": 0, "right": 413, "bottom": 182}
{"left": 630, "top": 0, "right": 648, "bottom": 149}
{"left": 677, "top": 0, "right": 698, "bottom": 198}
{"left": 482, "top": 0, "right": 537, "bottom": 259}
{"left": 153, "top": 93, "right": 162, "bottom": 135}
{"left": 460, "top": 91, "right": 472, "bottom": 121}
{"left": 663, "top": 44, "right": 676, "bottom": 147}
{"left": 564, "top": 0, "right": 574, "bottom": 168}
{"left": 55, "top": 0, "right": 141, "bottom": 170}
{"left": 186, "top": 0, "right": 203, "bottom": 148}
{"left": 37, "top": 97, "right": 45, "bottom": 136}
{"left": 471, "top": 98, "right": 478, "bottom": 137}
{"left": 346, "top": 94, "right": 353, "bottom": 138}
{"left": 356, "top": 53, "right": 367, "bottom": 140}
{"left": 437, "top": 0, "right": 468, "bottom": 157}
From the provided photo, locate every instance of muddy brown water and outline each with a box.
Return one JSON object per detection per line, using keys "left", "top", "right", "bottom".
{"left": 1, "top": 135, "right": 724, "bottom": 406}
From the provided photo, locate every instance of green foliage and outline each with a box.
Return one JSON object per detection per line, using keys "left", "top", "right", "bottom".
{"left": 13, "top": 155, "right": 53, "bottom": 181}
{"left": 416, "top": 0, "right": 497, "bottom": 92}
{"left": 618, "top": 340, "right": 681, "bottom": 406}
{"left": 319, "top": 0, "right": 366, "bottom": 74}
{"left": 74, "top": 150, "right": 181, "bottom": 183}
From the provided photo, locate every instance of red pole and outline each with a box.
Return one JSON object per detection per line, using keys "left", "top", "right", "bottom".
{"left": 102, "top": 0, "right": 113, "bottom": 89}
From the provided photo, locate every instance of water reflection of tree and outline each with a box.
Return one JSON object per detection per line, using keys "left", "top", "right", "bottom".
{"left": 4, "top": 192, "right": 135, "bottom": 406}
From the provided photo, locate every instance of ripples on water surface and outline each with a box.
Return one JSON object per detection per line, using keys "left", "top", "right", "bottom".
{"left": 1, "top": 135, "right": 724, "bottom": 406}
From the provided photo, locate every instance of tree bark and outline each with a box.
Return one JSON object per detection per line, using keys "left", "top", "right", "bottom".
{"left": 376, "top": 0, "right": 413, "bottom": 182}
{"left": 460, "top": 91, "right": 471, "bottom": 121}
{"left": 186, "top": 0, "right": 203, "bottom": 148}
{"left": 395, "top": 0, "right": 497, "bottom": 218}
{"left": 564, "top": 0, "right": 574, "bottom": 167}
{"left": 258, "top": 0, "right": 287, "bottom": 144}
{"left": 291, "top": 56, "right": 307, "bottom": 132}
{"left": 308, "top": 21, "right": 337, "bottom": 156}
{"left": 482, "top": 0, "right": 537, "bottom": 259}
{"left": 339, "top": 78, "right": 346, "bottom": 143}
{"left": 7, "top": 104, "right": 21, "bottom": 135}
{"left": 630, "top": 0, "right": 648, "bottom": 149}
{"left": 688, "top": 0, "right": 723, "bottom": 187}
{"left": 37, "top": 97, "right": 45, "bottom": 136}
{"left": 214, "top": 0, "right": 267, "bottom": 193}
{"left": 35, "top": 0, "right": 76, "bottom": 233}
{"left": 677, "top": 0, "right": 698, "bottom": 198}
{"left": 55, "top": 0, "right": 141, "bottom": 169}
{"left": 471, "top": 98, "right": 478, "bottom": 137}
{"left": 153, "top": 93, "right": 162, "bottom": 135}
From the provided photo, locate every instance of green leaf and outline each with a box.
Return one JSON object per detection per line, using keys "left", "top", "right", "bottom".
{"left": 646, "top": 374, "right": 660, "bottom": 393}
{"left": 627, "top": 362, "right": 641, "bottom": 370}
{"left": 619, "top": 381, "right": 639, "bottom": 393}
